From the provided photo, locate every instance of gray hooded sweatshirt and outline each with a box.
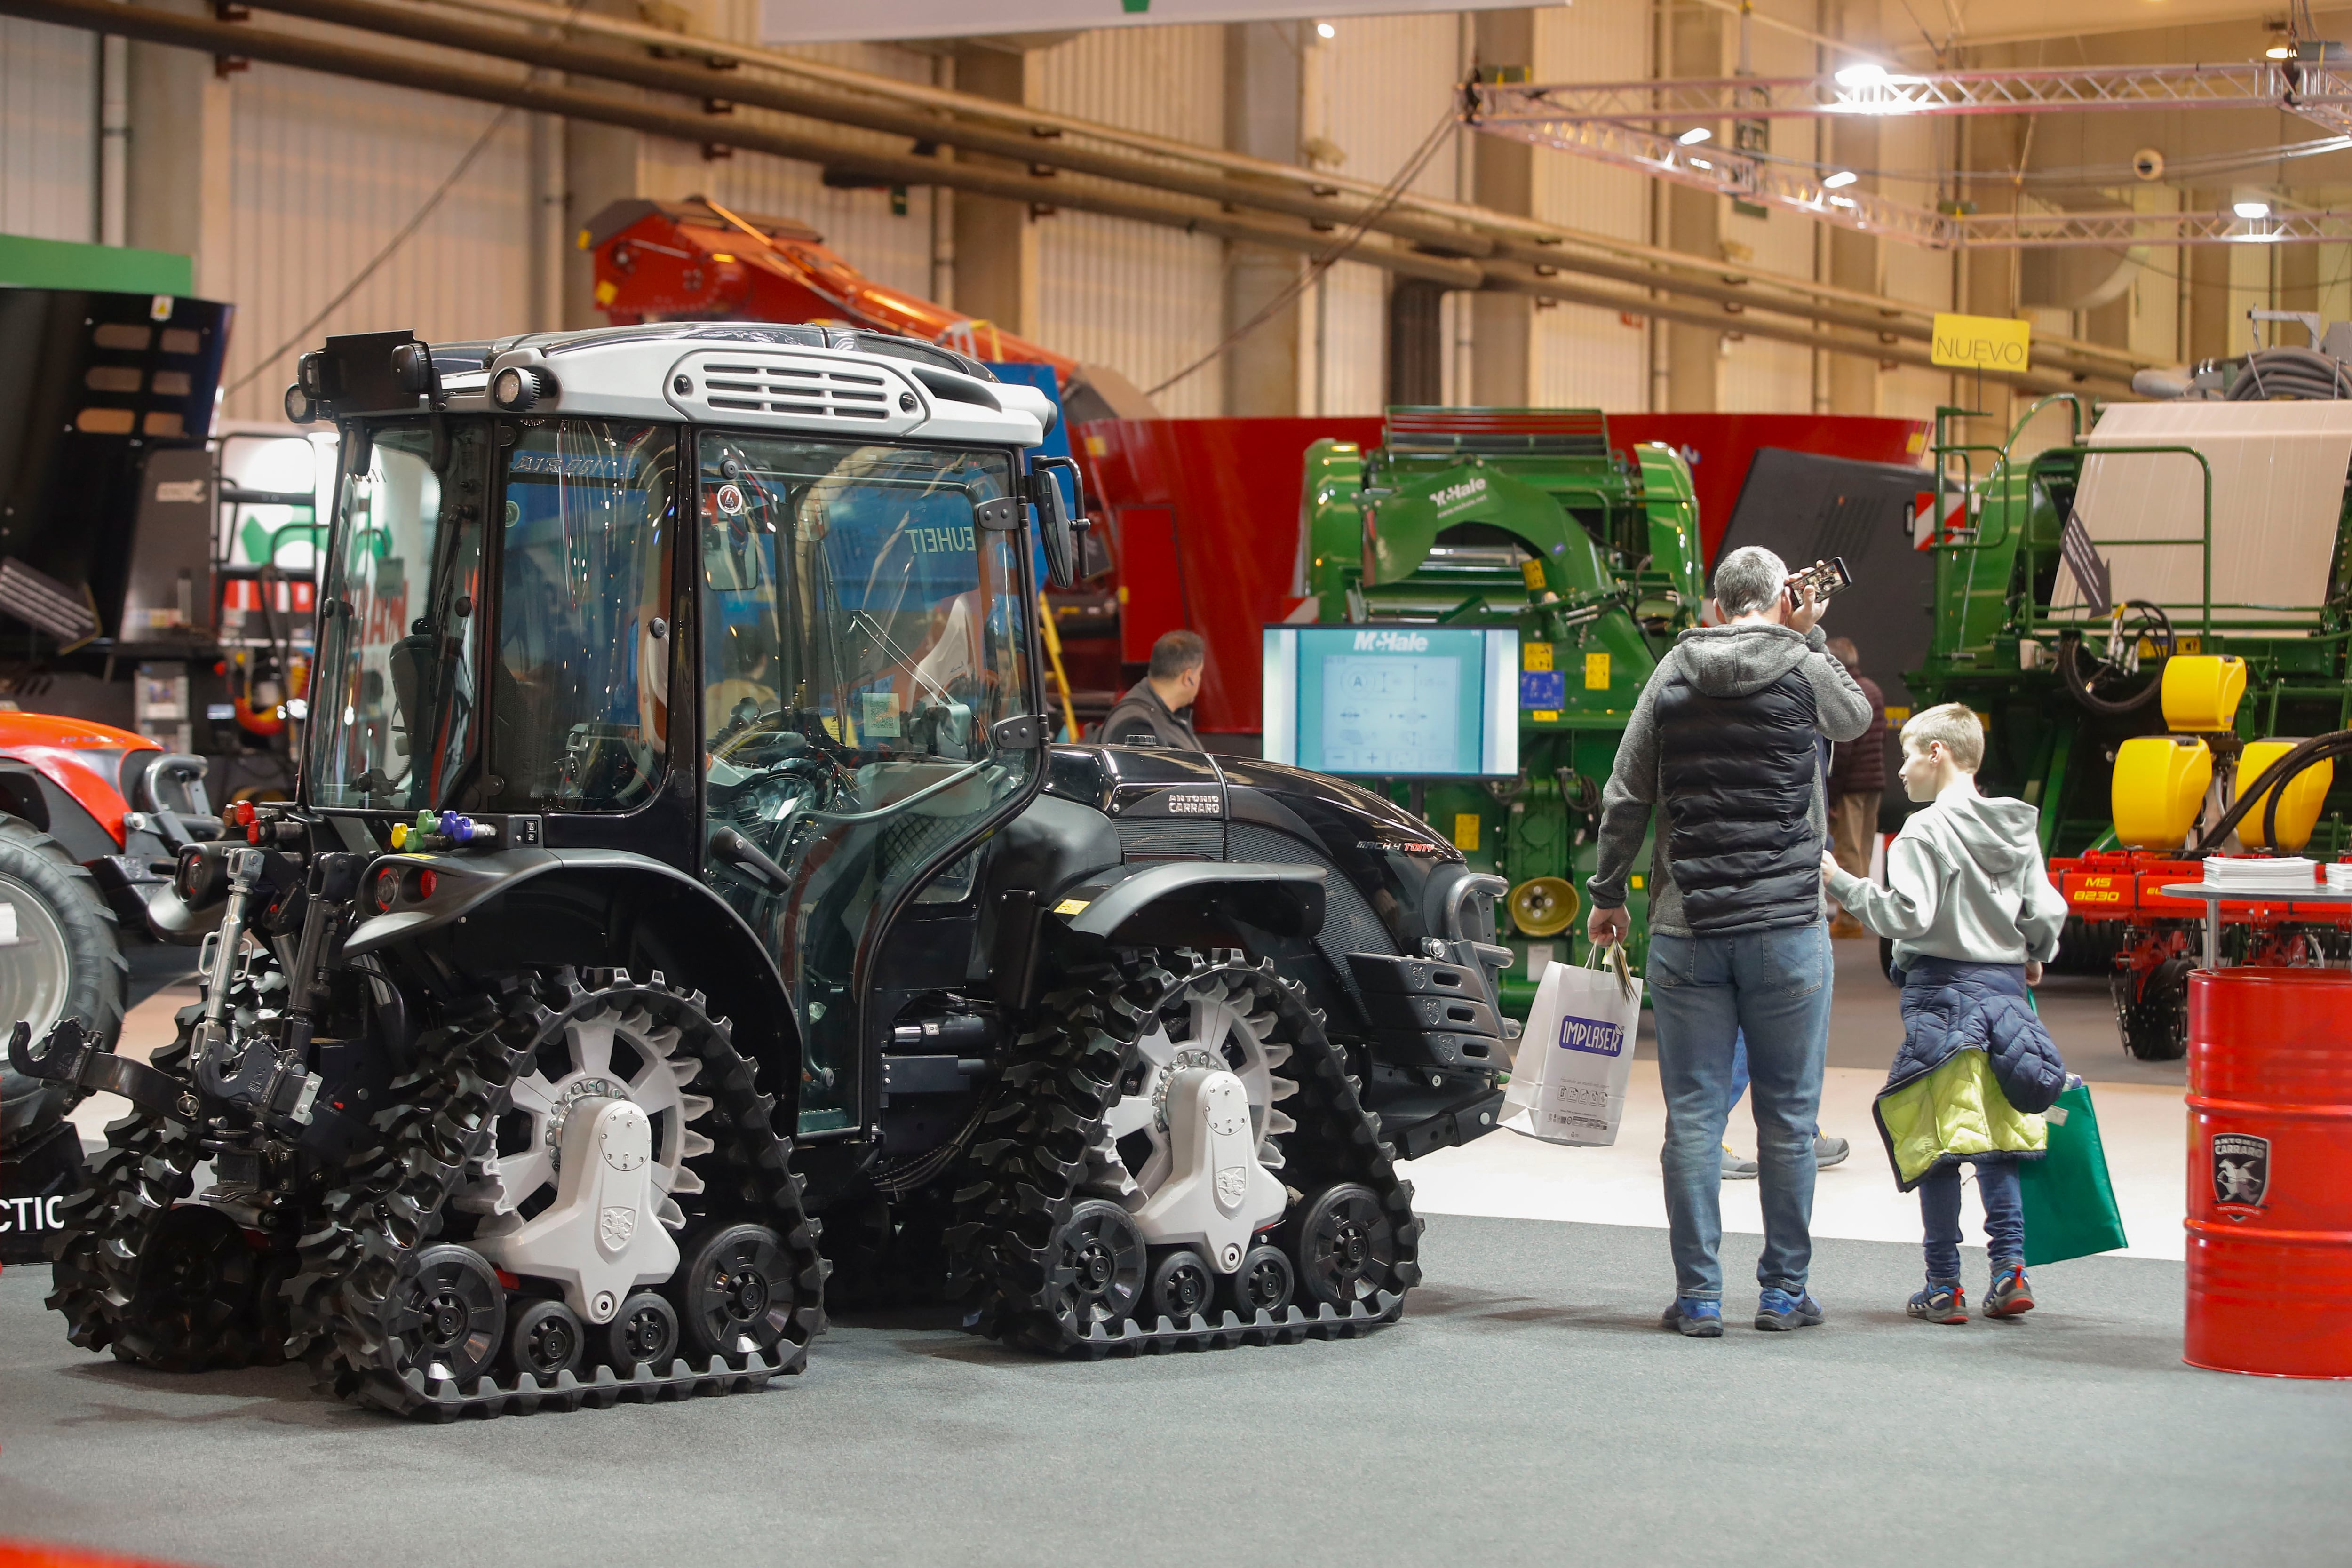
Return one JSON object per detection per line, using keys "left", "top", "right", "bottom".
{"left": 1827, "top": 782, "right": 2069, "bottom": 970}
{"left": 1589, "top": 622, "right": 1871, "bottom": 938}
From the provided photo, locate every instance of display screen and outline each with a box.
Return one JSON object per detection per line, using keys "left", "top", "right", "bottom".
{"left": 1262, "top": 626, "right": 1518, "bottom": 778}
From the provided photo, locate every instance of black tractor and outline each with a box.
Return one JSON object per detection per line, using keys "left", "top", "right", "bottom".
{"left": 12, "top": 324, "right": 1511, "bottom": 1418}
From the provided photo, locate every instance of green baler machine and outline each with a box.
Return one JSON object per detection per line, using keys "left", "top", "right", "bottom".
{"left": 1301, "top": 408, "right": 1701, "bottom": 1016}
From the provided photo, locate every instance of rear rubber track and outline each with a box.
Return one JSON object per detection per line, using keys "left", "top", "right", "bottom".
{"left": 946, "top": 948, "right": 1422, "bottom": 1358}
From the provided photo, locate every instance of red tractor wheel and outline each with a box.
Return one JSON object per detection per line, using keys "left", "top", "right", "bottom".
{"left": 0, "top": 815, "right": 128, "bottom": 1151}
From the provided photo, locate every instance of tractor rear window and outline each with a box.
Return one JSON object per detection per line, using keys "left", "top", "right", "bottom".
{"left": 487, "top": 421, "right": 677, "bottom": 813}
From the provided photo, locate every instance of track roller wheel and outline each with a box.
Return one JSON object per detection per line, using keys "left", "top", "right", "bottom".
{"left": 672, "top": 1223, "right": 797, "bottom": 1361}
{"left": 507, "top": 1299, "right": 586, "bottom": 1381}
{"left": 390, "top": 1245, "right": 506, "bottom": 1385}
{"left": 1286, "top": 1182, "right": 1397, "bottom": 1309}
{"left": 1047, "top": 1199, "right": 1145, "bottom": 1336}
{"left": 605, "top": 1290, "right": 679, "bottom": 1371}
{"left": 1145, "top": 1248, "right": 1215, "bottom": 1323}
{"left": 1227, "top": 1242, "right": 1295, "bottom": 1317}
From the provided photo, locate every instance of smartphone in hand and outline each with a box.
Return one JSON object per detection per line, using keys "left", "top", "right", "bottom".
{"left": 1785, "top": 556, "right": 1854, "bottom": 610}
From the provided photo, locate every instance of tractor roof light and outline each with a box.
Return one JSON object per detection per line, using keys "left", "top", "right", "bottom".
{"left": 491, "top": 364, "right": 556, "bottom": 412}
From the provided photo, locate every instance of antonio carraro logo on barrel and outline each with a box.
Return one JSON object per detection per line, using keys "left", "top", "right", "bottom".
{"left": 1557, "top": 1014, "right": 1625, "bottom": 1057}
{"left": 2212, "top": 1134, "right": 2270, "bottom": 1213}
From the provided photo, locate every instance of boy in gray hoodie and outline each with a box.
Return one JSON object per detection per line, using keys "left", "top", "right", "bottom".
{"left": 1822, "top": 702, "right": 2071, "bottom": 1323}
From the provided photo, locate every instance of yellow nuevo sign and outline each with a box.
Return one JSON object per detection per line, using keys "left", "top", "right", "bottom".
{"left": 1931, "top": 313, "right": 2032, "bottom": 372}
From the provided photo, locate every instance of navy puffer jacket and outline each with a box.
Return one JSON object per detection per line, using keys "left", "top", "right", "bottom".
{"left": 1887, "top": 957, "right": 2067, "bottom": 1115}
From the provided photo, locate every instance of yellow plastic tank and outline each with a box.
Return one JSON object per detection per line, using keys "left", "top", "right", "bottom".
{"left": 2160, "top": 655, "right": 2248, "bottom": 733}
{"left": 2112, "top": 734, "right": 2213, "bottom": 850}
{"left": 2235, "top": 740, "right": 2334, "bottom": 852}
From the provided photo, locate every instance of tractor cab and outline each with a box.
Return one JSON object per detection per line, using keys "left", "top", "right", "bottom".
{"left": 291, "top": 324, "right": 1073, "bottom": 1127}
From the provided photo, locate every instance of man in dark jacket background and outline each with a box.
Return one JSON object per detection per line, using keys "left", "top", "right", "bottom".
{"left": 1824, "top": 636, "right": 1887, "bottom": 940}
{"left": 1586, "top": 546, "right": 1872, "bottom": 1337}
{"left": 1099, "top": 629, "right": 1205, "bottom": 749}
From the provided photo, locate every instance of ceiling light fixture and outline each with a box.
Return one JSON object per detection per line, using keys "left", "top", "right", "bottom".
{"left": 2266, "top": 44, "right": 2295, "bottom": 60}
{"left": 1677, "top": 126, "right": 1712, "bottom": 145}
{"left": 1315, "top": 21, "right": 1335, "bottom": 39}
{"left": 1834, "top": 63, "right": 1891, "bottom": 88}
{"left": 2234, "top": 199, "right": 2272, "bottom": 218}
{"left": 1822, "top": 169, "right": 1859, "bottom": 188}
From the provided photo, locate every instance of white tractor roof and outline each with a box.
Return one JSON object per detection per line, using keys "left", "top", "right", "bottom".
{"left": 426, "top": 323, "right": 1055, "bottom": 448}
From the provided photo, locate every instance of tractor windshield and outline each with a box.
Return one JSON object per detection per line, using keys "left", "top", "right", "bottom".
{"left": 307, "top": 421, "right": 490, "bottom": 811}
{"left": 695, "top": 432, "right": 1037, "bottom": 1131}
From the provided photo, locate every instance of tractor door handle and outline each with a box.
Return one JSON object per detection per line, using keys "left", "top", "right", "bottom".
{"left": 708, "top": 827, "right": 789, "bottom": 891}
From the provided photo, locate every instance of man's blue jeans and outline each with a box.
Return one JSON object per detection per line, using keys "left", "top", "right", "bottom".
{"left": 1648, "top": 922, "right": 1834, "bottom": 1301}
{"left": 1918, "top": 1160, "right": 2025, "bottom": 1281}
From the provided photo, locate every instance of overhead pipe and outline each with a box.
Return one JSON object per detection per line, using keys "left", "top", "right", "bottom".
{"left": 0, "top": 0, "right": 2110, "bottom": 394}
{"left": 234, "top": 0, "right": 2133, "bottom": 386}
{"left": 405, "top": 0, "right": 2145, "bottom": 374}
{"left": 0, "top": 0, "right": 1478, "bottom": 287}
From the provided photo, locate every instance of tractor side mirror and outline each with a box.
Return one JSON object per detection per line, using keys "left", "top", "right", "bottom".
{"left": 1031, "top": 457, "right": 1089, "bottom": 590}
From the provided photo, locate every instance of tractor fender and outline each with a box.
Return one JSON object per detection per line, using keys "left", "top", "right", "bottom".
{"left": 345, "top": 847, "right": 800, "bottom": 1120}
{"left": 1050, "top": 860, "right": 1327, "bottom": 947}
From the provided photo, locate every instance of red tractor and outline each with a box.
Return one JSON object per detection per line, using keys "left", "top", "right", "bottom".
{"left": 0, "top": 712, "right": 215, "bottom": 1258}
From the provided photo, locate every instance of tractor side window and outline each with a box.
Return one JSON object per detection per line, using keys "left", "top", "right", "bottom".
{"left": 308, "top": 422, "right": 488, "bottom": 811}
{"left": 488, "top": 421, "right": 676, "bottom": 813}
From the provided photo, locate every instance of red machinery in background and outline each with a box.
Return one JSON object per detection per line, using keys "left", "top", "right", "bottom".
{"left": 585, "top": 197, "right": 1155, "bottom": 422}
{"left": 585, "top": 197, "right": 1928, "bottom": 736}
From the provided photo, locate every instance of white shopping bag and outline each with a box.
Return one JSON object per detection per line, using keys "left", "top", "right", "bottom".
{"left": 1503, "top": 941, "right": 1643, "bottom": 1146}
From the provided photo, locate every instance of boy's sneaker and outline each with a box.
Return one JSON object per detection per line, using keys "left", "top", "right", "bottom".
{"left": 1813, "top": 1134, "right": 1851, "bottom": 1168}
{"left": 1720, "top": 1146, "right": 1759, "bottom": 1180}
{"left": 1661, "top": 1297, "right": 1723, "bottom": 1337}
{"left": 1907, "top": 1280, "right": 1968, "bottom": 1324}
{"left": 1755, "top": 1288, "right": 1823, "bottom": 1330}
{"left": 1983, "top": 1261, "right": 2036, "bottom": 1318}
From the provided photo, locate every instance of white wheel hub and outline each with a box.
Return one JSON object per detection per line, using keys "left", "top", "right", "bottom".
{"left": 461, "top": 998, "right": 715, "bottom": 1321}
{"left": 1090, "top": 976, "right": 1298, "bottom": 1269}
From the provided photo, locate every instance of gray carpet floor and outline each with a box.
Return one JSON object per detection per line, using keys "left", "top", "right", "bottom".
{"left": 3, "top": 1214, "right": 2345, "bottom": 1568}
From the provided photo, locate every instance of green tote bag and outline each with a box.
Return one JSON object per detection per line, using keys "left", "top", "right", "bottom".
{"left": 2017, "top": 1080, "right": 2130, "bottom": 1266}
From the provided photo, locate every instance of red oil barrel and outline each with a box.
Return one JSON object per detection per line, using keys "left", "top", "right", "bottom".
{"left": 2185, "top": 966, "right": 2352, "bottom": 1378}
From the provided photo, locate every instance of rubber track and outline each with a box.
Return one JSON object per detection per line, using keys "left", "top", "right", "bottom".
{"left": 293, "top": 969, "right": 826, "bottom": 1420}
{"left": 47, "top": 999, "right": 281, "bottom": 1371}
{"left": 946, "top": 950, "right": 1423, "bottom": 1359}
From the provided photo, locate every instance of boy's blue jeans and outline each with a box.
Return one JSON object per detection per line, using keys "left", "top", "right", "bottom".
{"left": 1918, "top": 1160, "right": 2025, "bottom": 1281}
{"left": 1648, "top": 922, "right": 1834, "bottom": 1302}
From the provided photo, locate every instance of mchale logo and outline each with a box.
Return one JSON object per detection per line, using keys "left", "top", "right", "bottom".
{"left": 1352, "top": 629, "right": 1430, "bottom": 653}
{"left": 1557, "top": 1015, "right": 1624, "bottom": 1057}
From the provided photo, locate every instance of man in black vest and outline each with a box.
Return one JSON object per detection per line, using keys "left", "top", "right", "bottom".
{"left": 1586, "top": 546, "right": 1872, "bottom": 1338}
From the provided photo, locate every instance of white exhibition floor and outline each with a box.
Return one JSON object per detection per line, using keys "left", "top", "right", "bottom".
{"left": 79, "top": 950, "right": 2188, "bottom": 1266}
{"left": 1399, "top": 1059, "right": 2187, "bottom": 1262}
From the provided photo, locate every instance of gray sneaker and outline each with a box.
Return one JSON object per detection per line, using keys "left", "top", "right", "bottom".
{"left": 1813, "top": 1134, "right": 1851, "bottom": 1168}
{"left": 1720, "top": 1146, "right": 1759, "bottom": 1180}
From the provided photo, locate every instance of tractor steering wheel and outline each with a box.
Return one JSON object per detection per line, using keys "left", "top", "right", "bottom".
{"left": 2057, "top": 600, "right": 2175, "bottom": 716}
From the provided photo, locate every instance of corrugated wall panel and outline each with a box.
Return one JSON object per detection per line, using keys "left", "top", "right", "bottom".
{"left": 1315, "top": 12, "right": 1466, "bottom": 204}
{"left": 1034, "top": 24, "right": 1224, "bottom": 144}
{"left": 0, "top": 17, "right": 94, "bottom": 243}
{"left": 217, "top": 62, "right": 532, "bottom": 422}
{"left": 1033, "top": 25, "right": 1226, "bottom": 414}
{"left": 1535, "top": 303, "right": 1648, "bottom": 409}
{"left": 1036, "top": 210, "right": 1226, "bottom": 416}
{"left": 1310, "top": 12, "right": 1467, "bottom": 414}
{"left": 1310, "top": 258, "right": 1387, "bottom": 416}
{"left": 1532, "top": 3, "right": 1648, "bottom": 411}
